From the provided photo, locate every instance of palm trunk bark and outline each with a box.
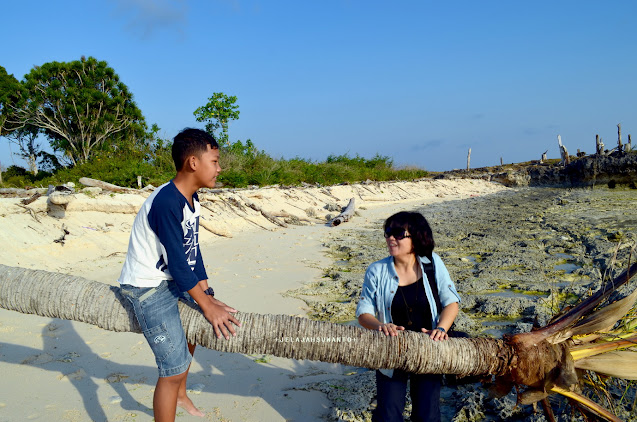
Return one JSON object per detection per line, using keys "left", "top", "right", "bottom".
{"left": 0, "top": 264, "right": 511, "bottom": 377}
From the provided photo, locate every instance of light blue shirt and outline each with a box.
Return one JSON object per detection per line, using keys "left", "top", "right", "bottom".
{"left": 355, "top": 252, "right": 461, "bottom": 377}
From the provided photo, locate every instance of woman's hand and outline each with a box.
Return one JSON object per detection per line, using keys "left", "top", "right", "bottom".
{"left": 378, "top": 323, "right": 405, "bottom": 336}
{"left": 422, "top": 327, "right": 449, "bottom": 341}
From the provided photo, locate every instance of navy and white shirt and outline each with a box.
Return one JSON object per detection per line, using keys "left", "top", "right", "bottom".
{"left": 118, "top": 180, "right": 207, "bottom": 292}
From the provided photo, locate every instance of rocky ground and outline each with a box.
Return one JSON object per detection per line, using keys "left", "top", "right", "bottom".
{"left": 290, "top": 186, "right": 637, "bottom": 421}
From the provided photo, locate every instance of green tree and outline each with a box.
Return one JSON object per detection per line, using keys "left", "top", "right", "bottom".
{"left": 0, "top": 65, "right": 21, "bottom": 136}
{"left": 6, "top": 57, "right": 144, "bottom": 166}
{"left": 193, "top": 92, "right": 240, "bottom": 146}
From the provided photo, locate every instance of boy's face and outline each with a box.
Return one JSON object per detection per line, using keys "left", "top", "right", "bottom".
{"left": 194, "top": 145, "right": 221, "bottom": 188}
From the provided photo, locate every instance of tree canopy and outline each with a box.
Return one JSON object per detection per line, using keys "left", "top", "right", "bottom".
{"left": 193, "top": 92, "right": 240, "bottom": 145}
{"left": 0, "top": 65, "right": 21, "bottom": 136}
{"left": 5, "top": 57, "right": 144, "bottom": 166}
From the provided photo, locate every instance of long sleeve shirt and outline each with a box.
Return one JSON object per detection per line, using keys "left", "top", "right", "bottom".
{"left": 118, "top": 180, "right": 207, "bottom": 292}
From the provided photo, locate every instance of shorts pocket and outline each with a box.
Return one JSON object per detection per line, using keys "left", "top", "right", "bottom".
{"left": 143, "top": 322, "right": 176, "bottom": 363}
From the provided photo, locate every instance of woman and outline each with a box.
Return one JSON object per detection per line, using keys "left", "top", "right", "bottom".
{"left": 356, "top": 211, "right": 460, "bottom": 422}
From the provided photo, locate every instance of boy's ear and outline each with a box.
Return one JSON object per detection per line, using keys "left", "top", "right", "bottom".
{"left": 183, "top": 155, "right": 197, "bottom": 171}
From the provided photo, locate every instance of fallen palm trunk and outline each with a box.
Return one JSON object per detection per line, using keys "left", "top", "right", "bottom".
{"left": 2, "top": 263, "right": 637, "bottom": 421}
{"left": 0, "top": 264, "right": 509, "bottom": 377}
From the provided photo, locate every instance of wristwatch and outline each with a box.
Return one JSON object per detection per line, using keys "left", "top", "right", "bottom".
{"left": 435, "top": 326, "right": 446, "bottom": 333}
{"left": 204, "top": 287, "right": 215, "bottom": 296}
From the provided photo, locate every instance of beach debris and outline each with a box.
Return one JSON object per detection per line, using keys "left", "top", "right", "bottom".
{"left": 0, "top": 188, "right": 31, "bottom": 197}
{"left": 245, "top": 201, "right": 288, "bottom": 228}
{"left": 78, "top": 177, "right": 138, "bottom": 193}
{"left": 329, "top": 197, "right": 355, "bottom": 227}
{"left": 324, "top": 202, "right": 341, "bottom": 212}
{"left": 48, "top": 191, "right": 75, "bottom": 206}
{"left": 557, "top": 135, "right": 570, "bottom": 166}
{"left": 53, "top": 225, "right": 70, "bottom": 245}
{"left": 15, "top": 203, "right": 41, "bottom": 223}
{"left": 21, "top": 192, "right": 41, "bottom": 205}
{"left": 199, "top": 218, "right": 233, "bottom": 238}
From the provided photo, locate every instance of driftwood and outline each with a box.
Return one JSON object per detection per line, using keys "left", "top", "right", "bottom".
{"left": 21, "top": 192, "right": 41, "bottom": 205}
{"left": 0, "top": 188, "right": 30, "bottom": 197}
{"left": 16, "top": 203, "right": 41, "bottom": 223}
{"left": 199, "top": 218, "right": 233, "bottom": 238}
{"left": 558, "top": 135, "right": 570, "bottom": 166}
{"left": 330, "top": 197, "right": 355, "bottom": 227}
{"left": 79, "top": 177, "right": 138, "bottom": 194}
{"left": 48, "top": 192, "right": 75, "bottom": 206}
{"left": 245, "top": 202, "right": 288, "bottom": 228}
{"left": 275, "top": 210, "right": 313, "bottom": 224}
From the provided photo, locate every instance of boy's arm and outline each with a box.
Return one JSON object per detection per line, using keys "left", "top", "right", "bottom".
{"left": 195, "top": 279, "right": 237, "bottom": 312}
{"left": 149, "top": 201, "right": 201, "bottom": 291}
{"left": 188, "top": 283, "right": 241, "bottom": 340}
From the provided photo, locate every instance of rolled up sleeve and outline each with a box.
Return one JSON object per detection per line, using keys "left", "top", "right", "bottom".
{"left": 356, "top": 267, "right": 378, "bottom": 318}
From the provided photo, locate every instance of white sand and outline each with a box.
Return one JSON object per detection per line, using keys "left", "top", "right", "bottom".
{"left": 0, "top": 178, "right": 507, "bottom": 421}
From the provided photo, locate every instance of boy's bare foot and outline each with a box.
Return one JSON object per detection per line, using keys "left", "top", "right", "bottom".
{"left": 177, "top": 396, "right": 205, "bottom": 417}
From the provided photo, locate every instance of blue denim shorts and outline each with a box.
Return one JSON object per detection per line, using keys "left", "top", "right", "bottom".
{"left": 120, "top": 280, "right": 194, "bottom": 378}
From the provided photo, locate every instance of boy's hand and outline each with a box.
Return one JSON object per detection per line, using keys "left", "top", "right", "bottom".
{"left": 210, "top": 296, "right": 237, "bottom": 313}
{"left": 203, "top": 303, "right": 241, "bottom": 340}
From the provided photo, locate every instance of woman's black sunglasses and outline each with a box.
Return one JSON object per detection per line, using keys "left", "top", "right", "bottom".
{"left": 384, "top": 228, "right": 411, "bottom": 240}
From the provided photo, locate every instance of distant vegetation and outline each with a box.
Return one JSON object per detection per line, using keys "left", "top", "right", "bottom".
{"left": 0, "top": 138, "right": 429, "bottom": 189}
{"left": 0, "top": 57, "right": 428, "bottom": 189}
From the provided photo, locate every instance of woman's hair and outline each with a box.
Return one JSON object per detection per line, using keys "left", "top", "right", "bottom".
{"left": 383, "top": 211, "right": 435, "bottom": 258}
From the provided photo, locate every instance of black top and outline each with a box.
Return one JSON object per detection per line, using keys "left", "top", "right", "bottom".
{"left": 391, "top": 277, "right": 433, "bottom": 331}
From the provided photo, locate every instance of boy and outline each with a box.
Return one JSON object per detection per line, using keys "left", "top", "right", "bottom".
{"left": 119, "top": 128, "right": 240, "bottom": 421}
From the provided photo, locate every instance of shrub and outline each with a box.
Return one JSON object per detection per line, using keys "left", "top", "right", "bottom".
{"left": 1, "top": 138, "right": 429, "bottom": 189}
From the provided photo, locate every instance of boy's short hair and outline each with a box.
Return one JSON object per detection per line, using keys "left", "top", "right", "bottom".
{"left": 384, "top": 211, "right": 435, "bottom": 259}
{"left": 172, "top": 128, "right": 219, "bottom": 171}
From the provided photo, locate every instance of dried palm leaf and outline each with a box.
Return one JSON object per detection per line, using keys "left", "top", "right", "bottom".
{"left": 550, "top": 385, "right": 622, "bottom": 422}
{"left": 515, "top": 263, "right": 637, "bottom": 347}
{"left": 571, "top": 288, "right": 637, "bottom": 334}
{"left": 574, "top": 351, "right": 637, "bottom": 380}
{"left": 570, "top": 334, "right": 637, "bottom": 361}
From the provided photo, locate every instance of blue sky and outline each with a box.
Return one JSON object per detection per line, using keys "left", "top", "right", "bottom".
{"left": 1, "top": 1, "right": 636, "bottom": 172}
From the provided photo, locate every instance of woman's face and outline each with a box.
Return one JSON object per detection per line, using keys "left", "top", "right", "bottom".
{"left": 384, "top": 226, "right": 414, "bottom": 258}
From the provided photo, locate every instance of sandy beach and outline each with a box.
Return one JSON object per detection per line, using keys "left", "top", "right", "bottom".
{"left": 0, "top": 178, "right": 507, "bottom": 422}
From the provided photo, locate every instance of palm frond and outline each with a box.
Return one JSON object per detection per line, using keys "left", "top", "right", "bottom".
{"left": 550, "top": 385, "right": 622, "bottom": 422}
{"left": 570, "top": 334, "right": 637, "bottom": 360}
{"left": 567, "top": 288, "right": 637, "bottom": 337}
{"left": 514, "top": 262, "right": 637, "bottom": 347}
{"left": 574, "top": 351, "right": 637, "bottom": 380}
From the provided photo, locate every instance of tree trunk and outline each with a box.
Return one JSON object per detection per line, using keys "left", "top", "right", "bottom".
{"left": 330, "top": 198, "right": 356, "bottom": 227}
{"left": 467, "top": 148, "right": 471, "bottom": 170}
{"left": 78, "top": 177, "right": 139, "bottom": 193}
{"left": 0, "top": 264, "right": 511, "bottom": 377}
